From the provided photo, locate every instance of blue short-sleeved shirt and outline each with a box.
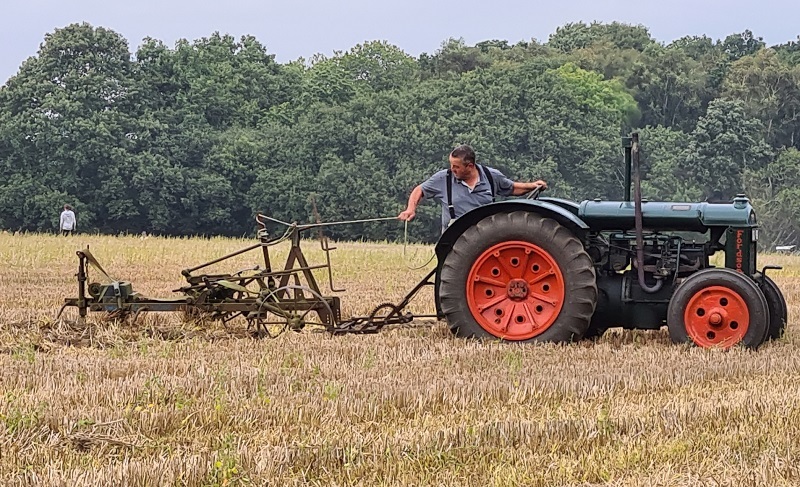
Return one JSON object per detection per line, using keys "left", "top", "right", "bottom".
{"left": 420, "top": 165, "right": 515, "bottom": 233}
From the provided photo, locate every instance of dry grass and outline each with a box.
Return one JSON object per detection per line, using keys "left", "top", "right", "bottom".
{"left": 1, "top": 231, "right": 800, "bottom": 486}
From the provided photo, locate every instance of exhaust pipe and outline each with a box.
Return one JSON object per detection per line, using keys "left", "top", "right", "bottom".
{"left": 632, "top": 133, "right": 663, "bottom": 294}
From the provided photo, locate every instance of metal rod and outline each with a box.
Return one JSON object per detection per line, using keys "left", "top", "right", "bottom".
{"left": 312, "top": 199, "right": 346, "bottom": 293}
{"left": 261, "top": 234, "right": 273, "bottom": 273}
{"left": 257, "top": 214, "right": 293, "bottom": 227}
{"left": 394, "top": 268, "right": 437, "bottom": 312}
{"left": 673, "top": 237, "right": 683, "bottom": 286}
{"left": 295, "top": 216, "right": 398, "bottom": 231}
{"left": 77, "top": 251, "right": 87, "bottom": 321}
{"left": 323, "top": 242, "right": 345, "bottom": 292}
{"left": 182, "top": 243, "right": 262, "bottom": 276}
{"left": 182, "top": 226, "right": 296, "bottom": 277}
{"left": 256, "top": 211, "right": 398, "bottom": 233}
{"left": 266, "top": 265, "right": 328, "bottom": 276}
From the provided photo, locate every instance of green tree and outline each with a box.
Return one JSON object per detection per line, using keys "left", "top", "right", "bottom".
{"left": 668, "top": 35, "right": 729, "bottom": 99}
{"left": 514, "top": 62, "right": 638, "bottom": 201}
{"left": 629, "top": 44, "right": 714, "bottom": 131}
{"left": 338, "top": 41, "right": 418, "bottom": 92}
{"left": 774, "top": 36, "right": 800, "bottom": 66}
{"left": 638, "top": 126, "right": 698, "bottom": 201}
{"left": 683, "top": 98, "right": 773, "bottom": 200}
{"left": 744, "top": 148, "right": 800, "bottom": 247}
{"left": 721, "top": 49, "right": 800, "bottom": 148}
{"left": 3, "top": 20, "right": 797, "bottom": 241}
{"left": 722, "top": 30, "right": 765, "bottom": 62}
{"left": 300, "top": 57, "right": 358, "bottom": 105}
{"left": 418, "top": 38, "right": 493, "bottom": 79}
{"left": 0, "top": 22, "right": 141, "bottom": 233}
{"left": 169, "top": 33, "right": 289, "bottom": 129}
{"left": 548, "top": 22, "right": 654, "bottom": 53}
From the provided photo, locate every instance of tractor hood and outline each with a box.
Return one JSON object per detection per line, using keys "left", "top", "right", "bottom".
{"left": 577, "top": 195, "right": 757, "bottom": 232}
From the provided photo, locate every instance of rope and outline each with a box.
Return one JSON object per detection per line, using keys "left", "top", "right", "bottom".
{"left": 402, "top": 220, "right": 436, "bottom": 270}
{"left": 263, "top": 212, "right": 436, "bottom": 270}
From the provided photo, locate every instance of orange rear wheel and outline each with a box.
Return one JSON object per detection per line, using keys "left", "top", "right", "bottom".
{"left": 466, "top": 241, "right": 565, "bottom": 340}
{"left": 439, "top": 211, "right": 597, "bottom": 343}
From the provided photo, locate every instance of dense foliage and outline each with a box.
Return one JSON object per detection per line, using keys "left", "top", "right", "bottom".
{"left": 2, "top": 22, "right": 800, "bottom": 245}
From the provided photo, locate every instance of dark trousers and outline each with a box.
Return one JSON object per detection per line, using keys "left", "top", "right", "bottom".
{"left": 61, "top": 229, "right": 73, "bottom": 236}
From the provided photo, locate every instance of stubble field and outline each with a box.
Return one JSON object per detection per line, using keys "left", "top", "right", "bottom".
{"left": 1, "top": 231, "right": 800, "bottom": 486}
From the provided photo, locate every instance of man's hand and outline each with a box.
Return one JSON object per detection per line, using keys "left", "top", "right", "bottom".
{"left": 399, "top": 185, "right": 423, "bottom": 221}
{"left": 398, "top": 209, "right": 416, "bottom": 221}
{"left": 512, "top": 179, "right": 548, "bottom": 196}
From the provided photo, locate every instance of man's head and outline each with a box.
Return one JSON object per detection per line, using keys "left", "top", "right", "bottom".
{"left": 64, "top": 204, "right": 72, "bottom": 211}
{"left": 449, "top": 144, "right": 477, "bottom": 180}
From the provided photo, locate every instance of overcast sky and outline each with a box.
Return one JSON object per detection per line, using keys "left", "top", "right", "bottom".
{"left": 2, "top": 0, "right": 800, "bottom": 85}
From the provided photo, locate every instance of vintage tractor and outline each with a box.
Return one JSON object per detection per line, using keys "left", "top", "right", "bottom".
{"left": 435, "top": 133, "right": 786, "bottom": 349}
{"left": 61, "top": 133, "right": 786, "bottom": 350}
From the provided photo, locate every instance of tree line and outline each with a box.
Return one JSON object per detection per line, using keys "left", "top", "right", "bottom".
{"left": 1, "top": 22, "right": 800, "bottom": 245}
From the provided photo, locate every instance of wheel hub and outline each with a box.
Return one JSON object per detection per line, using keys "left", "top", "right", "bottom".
{"left": 708, "top": 310, "right": 724, "bottom": 327}
{"left": 506, "top": 279, "right": 529, "bottom": 300}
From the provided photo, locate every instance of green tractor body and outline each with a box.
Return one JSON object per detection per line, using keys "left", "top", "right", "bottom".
{"left": 434, "top": 134, "right": 785, "bottom": 349}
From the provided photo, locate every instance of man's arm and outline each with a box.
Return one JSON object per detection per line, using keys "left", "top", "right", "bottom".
{"left": 511, "top": 180, "right": 547, "bottom": 196}
{"left": 398, "top": 185, "right": 424, "bottom": 221}
{"left": 398, "top": 170, "right": 445, "bottom": 221}
{"left": 487, "top": 168, "right": 544, "bottom": 198}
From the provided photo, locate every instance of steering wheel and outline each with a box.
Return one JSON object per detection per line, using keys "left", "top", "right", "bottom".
{"left": 524, "top": 185, "right": 547, "bottom": 200}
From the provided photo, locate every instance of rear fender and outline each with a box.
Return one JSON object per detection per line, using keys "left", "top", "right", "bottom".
{"left": 432, "top": 200, "right": 590, "bottom": 317}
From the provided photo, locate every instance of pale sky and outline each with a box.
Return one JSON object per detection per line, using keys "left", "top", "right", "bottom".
{"left": 2, "top": 0, "right": 800, "bottom": 85}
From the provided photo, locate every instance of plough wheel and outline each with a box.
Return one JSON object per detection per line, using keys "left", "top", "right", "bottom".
{"left": 249, "top": 285, "right": 335, "bottom": 338}
{"left": 667, "top": 268, "right": 769, "bottom": 349}
{"left": 440, "top": 211, "right": 597, "bottom": 342}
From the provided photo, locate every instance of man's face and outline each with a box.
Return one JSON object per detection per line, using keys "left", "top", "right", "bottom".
{"left": 449, "top": 155, "right": 473, "bottom": 180}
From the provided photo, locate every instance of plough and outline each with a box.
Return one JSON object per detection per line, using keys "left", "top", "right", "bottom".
{"left": 59, "top": 213, "right": 438, "bottom": 337}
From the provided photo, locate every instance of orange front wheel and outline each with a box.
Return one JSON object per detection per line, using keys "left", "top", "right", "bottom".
{"left": 667, "top": 268, "right": 769, "bottom": 350}
{"left": 683, "top": 286, "right": 749, "bottom": 349}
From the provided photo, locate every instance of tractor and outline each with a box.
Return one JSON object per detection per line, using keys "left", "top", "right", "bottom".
{"left": 61, "top": 133, "right": 786, "bottom": 350}
{"left": 434, "top": 133, "right": 786, "bottom": 349}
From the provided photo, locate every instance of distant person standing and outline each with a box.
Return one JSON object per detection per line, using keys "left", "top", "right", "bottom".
{"left": 60, "top": 204, "right": 76, "bottom": 236}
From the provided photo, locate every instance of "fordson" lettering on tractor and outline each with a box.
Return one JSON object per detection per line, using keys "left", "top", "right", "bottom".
{"left": 735, "top": 229, "right": 744, "bottom": 272}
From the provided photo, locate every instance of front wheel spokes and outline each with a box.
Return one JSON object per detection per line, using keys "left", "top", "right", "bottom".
{"left": 252, "top": 285, "right": 336, "bottom": 338}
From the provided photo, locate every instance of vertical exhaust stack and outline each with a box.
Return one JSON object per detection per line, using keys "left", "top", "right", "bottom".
{"left": 622, "top": 135, "right": 632, "bottom": 202}
{"left": 631, "top": 132, "right": 664, "bottom": 293}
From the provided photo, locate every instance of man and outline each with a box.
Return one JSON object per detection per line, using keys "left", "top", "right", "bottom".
{"left": 398, "top": 145, "right": 547, "bottom": 232}
{"left": 60, "top": 204, "right": 76, "bottom": 236}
